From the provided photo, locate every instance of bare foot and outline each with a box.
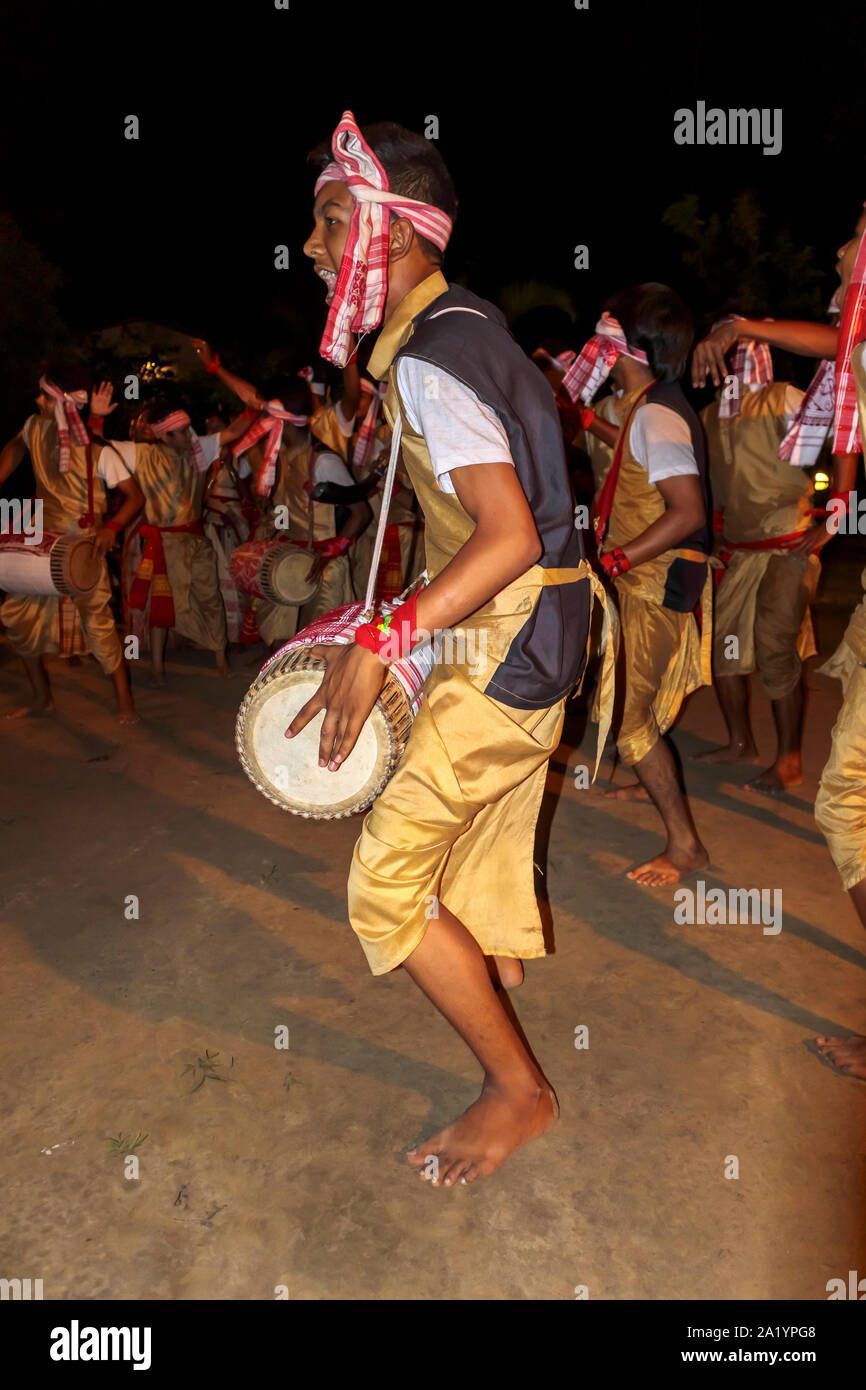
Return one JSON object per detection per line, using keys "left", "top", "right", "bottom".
{"left": 627, "top": 844, "right": 709, "bottom": 887}
{"left": 690, "top": 741, "right": 759, "bottom": 764}
{"left": 604, "top": 782, "right": 651, "bottom": 802}
{"left": 486, "top": 955, "right": 525, "bottom": 990}
{"left": 815, "top": 1035, "right": 866, "bottom": 1081}
{"left": 746, "top": 758, "right": 802, "bottom": 797}
{"left": 406, "top": 1079, "right": 558, "bottom": 1186}
{"left": 148, "top": 671, "right": 167, "bottom": 689}
{"left": 117, "top": 708, "right": 140, "bottom": 726}
{"left": 3, "top": 701, "right": 56, "bottom": 719}
{"left": 216, "top": 662, "right": 232, "bottom": 678}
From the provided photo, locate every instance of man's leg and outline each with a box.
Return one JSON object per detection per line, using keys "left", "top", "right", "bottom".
{"left": 3, "top": 653, "right": 54, "bottom": 718}
{"left": 691, "top": 673, "right": 759, "bottom": 763}
{"left": 403, "top": 908, "right": 556, "bottom": 1185}
{"left": 626, "top": 736, "right": 709, "bottom": 886}
{"left": 348, "top": 679, "right": 564, "bottom": 1182}
{"left": 747, "top": 553, "right": 813, "bottom": 794}
{"left": 110, "top": 660, "right": 138, "bottom": 724}
{"left": 150, "top": 626, "right": 168, "bottom": 686}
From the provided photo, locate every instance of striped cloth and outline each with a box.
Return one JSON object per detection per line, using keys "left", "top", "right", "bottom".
{"left": 833, "top": 226, "right": 866, "bottom": 454}
{"left": 778, "top": 359, "right": 836, "bottom": 466}
{"left": 149, "top": 410, "right": 208, "bottom": 474}
{"left": 299, "top": 366, "right": 326, "bottom": 398}
{"left": 715, "top": 320, "right": 774, "bottom": 419}
{"left": 561, "top": 313, "right": 649, "bottom": 405}
{"left": 231, "top": 399, "right": 311, "bottom": 496}
{"left": 352, "top": 380, "right": 387, "bottom": 471}
{"left": 314, "top": 111, "right": 453, "bottom": 368}
{"left": 39, "top": 377, "right": 89, "bottom": 474}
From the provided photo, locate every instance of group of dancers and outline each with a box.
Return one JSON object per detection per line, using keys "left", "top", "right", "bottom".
{"left": 2, "top": 111, "right": 865, "bottom": 1185}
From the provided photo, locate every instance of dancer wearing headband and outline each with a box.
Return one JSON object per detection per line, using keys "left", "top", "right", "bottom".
{"left": 290, "top": 113, "right": 606, "bottom": 1187}
{"left": 115, "top": 399, "right": 248, "bottom": 685}
{"left": 0, "top": 368, "right": 143, "bottom": 723}
{"left": 693, "top": 326, "right": 824, "bottom": 793}
{"left": 191, "top": 342, "right": 372, "bottom": 647}
{"left": 565, "top": 287, "right": 713, "bottom": 887}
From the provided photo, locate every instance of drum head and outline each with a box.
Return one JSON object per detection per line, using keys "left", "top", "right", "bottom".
{"left": 236, "top": 654, "right": 405, "bottom": 819}
{"left": 269, "top": 546, "right": 320, "bottom": 605}
{"left": 63, "top": 536, "right": 101, "bottom": 595}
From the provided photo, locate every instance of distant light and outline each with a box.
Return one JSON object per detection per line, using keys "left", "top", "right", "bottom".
{"left": 814, "top": 471, "right": 830, "bottom": 491}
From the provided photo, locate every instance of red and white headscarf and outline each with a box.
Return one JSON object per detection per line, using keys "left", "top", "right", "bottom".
{"left": 778, "top": 292, "right": 843, "bottom": 467}
{"left": 832, "top": 225, "right": 866, "bottom": 454}
{"left": 352, "top": 379, "right": 387, "bottom": 471}
{"left": 39, "top": 376, "right": 89, "bottom": 473}
{"left": 561, "top": 313, "right": 649, "bottom": 405}
{"left": 313, "top": 111, "right": 454, "bottom": 368}
{"left": 232, "top": 399, "right": 311, "bottom": 496}
{"left": 150, "top": 410, "right": 208, "bottom": 473}
{"left": 715, "top": 318, "right": 774, "bottom": 419}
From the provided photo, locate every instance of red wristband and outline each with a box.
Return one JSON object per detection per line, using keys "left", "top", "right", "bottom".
{"left": 104, "top": 518, "right": 123, "bottom": 535}
{"left": 600, "top": 546, "right": 631, "bottom": 579}
{"left": 312, "top": 534, "right": 351, "bottom": 558}
{"left": 355, "top": 594, "right": 419, "bottom": 664}
{"left": 89, "top": 414, "right": 105, "bottom": 433}
{"left": 240, "top": 405, "right": 259, "bottom": 420}
{"left": 206, "top": 353, "right": 222, "bottom": 376}
{"left": 579, "top": 406, "right": 595, "bottom": 431}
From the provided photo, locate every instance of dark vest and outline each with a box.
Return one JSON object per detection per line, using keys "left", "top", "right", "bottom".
{"left": 397, "top": 283, "right": 590, "bottom": 710}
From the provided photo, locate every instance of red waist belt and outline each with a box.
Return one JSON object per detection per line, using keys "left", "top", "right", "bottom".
{"left": 716, "top": 529, "right": 807, "bottom": 583}
{"left": 129, "top": 520, "right": 205, "bottom": 628}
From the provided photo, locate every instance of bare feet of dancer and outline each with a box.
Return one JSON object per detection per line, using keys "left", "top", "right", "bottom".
{"left": 690, "top": 739, "right": 759, "bottom": 765}
{"left": 746, "top": 752, "right": 803, "bottom": 797}
{"left": 627, "top": 843, "right": 709, "bottom": 887}
{"left": 408, "top": 1078, "right": 558, "bottom": 1186}
{"left": 3, "top": 700, "right": 56, "bottom": 719}
{"left": 401, "top": 904, "right": 557, "bottom": 1186}
{"left": 604, "top": 782, "right": 651, "bottom": 801}
{"left": 815, "top": 1035, "right": 866, "bottom": 1081}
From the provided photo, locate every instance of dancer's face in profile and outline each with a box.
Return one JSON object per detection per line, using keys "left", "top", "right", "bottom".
{"left": 836, "top": 206, "right": 866, "bottom": 298}
{"left": 304, "top": 179, "right": 354, "bottom": 301}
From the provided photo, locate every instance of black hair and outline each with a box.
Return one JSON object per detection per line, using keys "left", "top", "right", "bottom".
{"left": 40, "top": 360, "right": 91, "bottom": 394}
{"left": 309, "top": 119, "right": 457, "bottom": 265}
{"left": 602, "top": 283, "right": 694, "bottom": 384}
{"left": 265, "top": 376, "right": 314, "bottom": 419}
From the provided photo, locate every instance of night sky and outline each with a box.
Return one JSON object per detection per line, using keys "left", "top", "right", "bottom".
{"left": 2, "top": 0, "right": 865, "bottom": 394}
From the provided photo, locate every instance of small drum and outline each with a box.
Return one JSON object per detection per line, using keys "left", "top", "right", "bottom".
{"left": 0, "top": 530, "right": 101, "bottom": 597}
{"left": 236, "top": 598, "right": 435, "bottom": 819}
{"left": 230, "top": 538, "right": 321, "bottom": 607}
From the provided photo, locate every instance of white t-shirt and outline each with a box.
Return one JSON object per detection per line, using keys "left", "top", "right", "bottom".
{"left": 395, "top": 357, "right": 514, "bottom": 494}
{"left": 314, "top": 451, "right": 354, "bottom": 487}
{"left": 630, "top": 404, "right": 699, "bottom": 485}
{"left": 335, "top": 400, "right": 355, "bottom": 437}
{"left": 104, "top": 433, "right": 222, "bottom": 476}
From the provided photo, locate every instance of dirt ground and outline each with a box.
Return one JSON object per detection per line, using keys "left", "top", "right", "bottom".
{"left": 1, "top": 563, "right": 865, "bottom": 1301}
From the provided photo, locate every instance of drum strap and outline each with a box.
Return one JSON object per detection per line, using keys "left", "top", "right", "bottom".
{"left": 78, "top": 441, "right": 96, "bottom": 530}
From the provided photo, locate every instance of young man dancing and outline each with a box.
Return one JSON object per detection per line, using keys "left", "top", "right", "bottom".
{"left": 289, "top": 113, "right": 604, "bottom": 1185}
{"left": 562, "top": 291, "right": 712, "bottom": 886}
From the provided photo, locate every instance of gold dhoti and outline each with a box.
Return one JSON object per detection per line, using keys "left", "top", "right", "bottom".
{"left": 348, "top": 665, "right": 566, "bottom": 975}
{"left": 161, "top": 533, "right": 227, "bottom": 651}
{"left": 713, "top": 549, "right": 818, "bottom": 699}
{"left": 815, "top": 665, "right": 866, "bottom": 892}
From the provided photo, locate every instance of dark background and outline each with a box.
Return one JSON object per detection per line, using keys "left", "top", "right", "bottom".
{"left": 1, "top": 0, "right": 865, "bottom": 434}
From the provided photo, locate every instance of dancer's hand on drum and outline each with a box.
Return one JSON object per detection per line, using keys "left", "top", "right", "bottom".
{"left": 285, "top": 643, "right": 387, "bottom": 771}
{"left": 91, "top": 525, "right": 117, "bottom": 557}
